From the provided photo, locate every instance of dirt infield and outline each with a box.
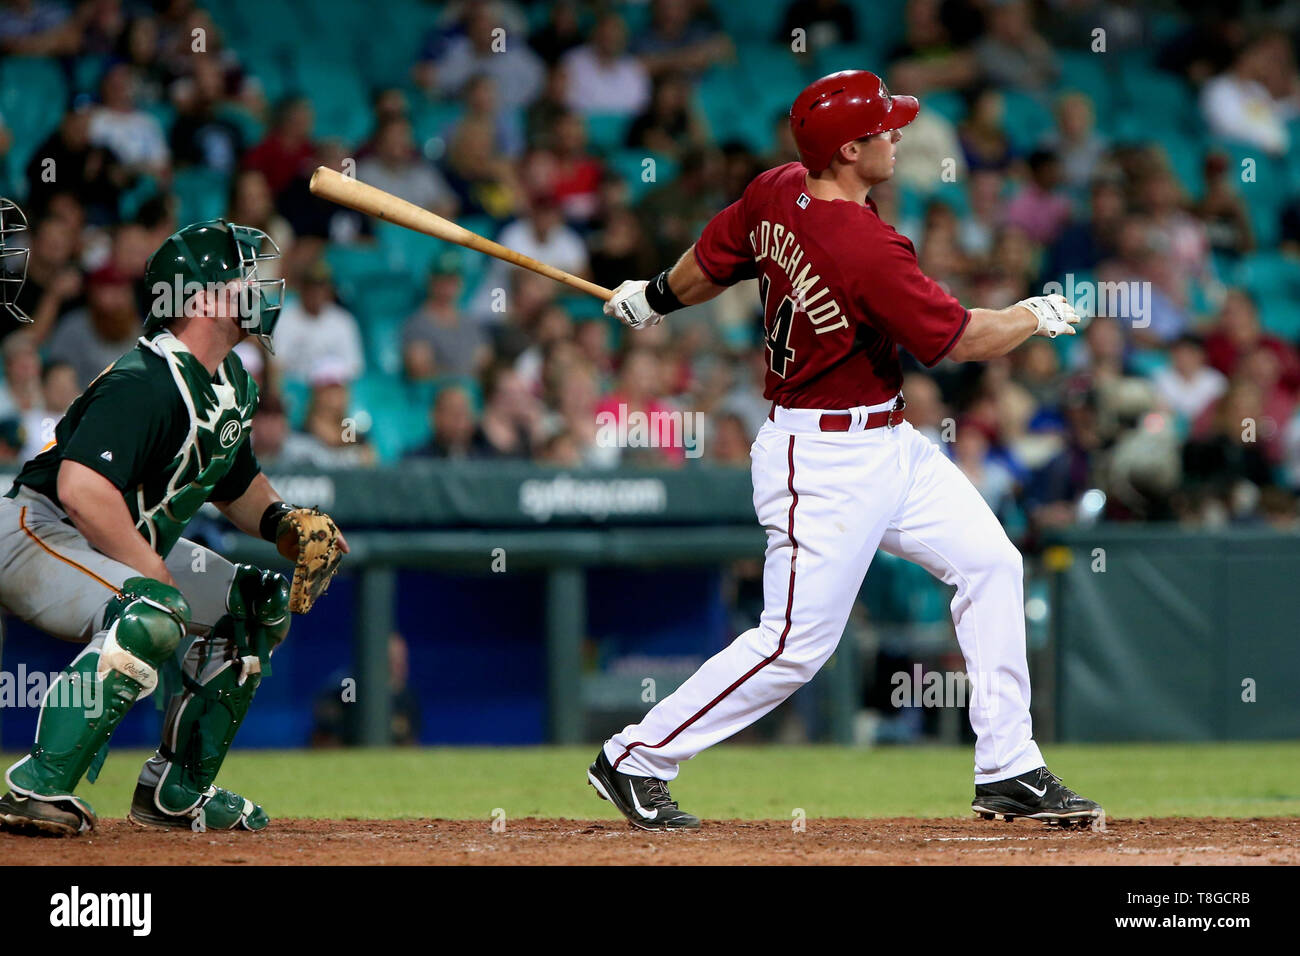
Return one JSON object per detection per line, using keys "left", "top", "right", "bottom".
{"left": 2, "top": 816, "right": 1297, "bottom": 864}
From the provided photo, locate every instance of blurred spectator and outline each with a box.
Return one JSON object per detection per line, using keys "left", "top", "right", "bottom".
{"left": 626, "top": 71, "right": 708, "bottom": 159}
{"left": 595, "top": 347, "right": 682, "bottom": 466}
{"left": 1043, "top": 93, "right": 1107, "bottom": 196}
{"left": 7, "top": 214, "right": 83, "bottom": 343}
{"left": 278, "top": 140, "right": 375, "bottom": 243}
{"left": 25, "top": 106, "right": 124, "bottom": 224}
{"left": 890, "top": 73, "right": 965, "bottom": 197}
{"left": 476, "top": 194, "right": 588, "bottom": 319}
{"left": 311, "top": 633, "right": 420, "bottom": 746}
{"left": 1182, "top": 380, "right": 1276, "bottom": 503}
{"left": 633, "top": 0, "right": 732, "bottom": 78}
{"left": 1044, "top": 177, "right": 1125, "bottom": 278}
{"left": 529, "top": 0, "right": 583, "bottom": 65}
{"left": 442, "top": 115, "right": 522, "bottom": 221}
{"left": 279, "top": 366, "right": 375, "bottom": 468}
{"left": 1152, "top": 334, "right": 1227, "bottom": 425}
{"left": 777, "top": 0, "right": 856, "bottom": 49}
{"left": 477, "top": 361, "right": 541, "bottom": 458}
{"left": 708, "top": 411, "right": 751, "bottom": 465}
{"left": 953, "top": 420, "right": 1017, "bottom": 521}
{"left": 887, "top": 0, "right": 978, "bottom": 92}
{"left": 169, "top": 55, "right": 245, "bottom": 174}
{"left": 1203, "top": 289, "right": 1300, "bottom": 391}
{"left": 20, "top": 359, "right": 79, "bottom": 462}
{"left": 0, "top": 331, "right": 43, "bottom": 420}
{"left": 402, "top": 265, "right": 487, "bottom": 380}
{"left": 118, "top": 13, "right": 169, "bottom": 104}
{"left": 901, "top": 371, "right": 948, "bottom": 445}
{"left": 638, "top": 147, "right": 725, "bottom": 259}
{"left": 958, "top": 87, "right": 1014, "bottom": 173}
{"left": 228, "top": 169, "right": 292, "bottom": 278}
{"left": 356, "top": 116, "right": 457, "bottom": 217}
{"left": 524, "top": 111, "right": 604, "bottom": 225}
{"left": 972, "top": 0, "right": 1059, "bottom": 91}
{"left": 272, "top": 261, "right": 364, "bottom": 384}
{"left": 1196, "top": 152, "right": 1254, "bottom": 259}
{"left": 1004, "top": 149, "right": 1071, "bottom": 245}
{"left": 249, "top": 394, "right": 290, "bottom": 466}
{"left": 1200, "top": 32, "right": 1299, "bottom": 157}
{"left": 561, "top": 13, "right": 650, "bottom": 118}
{"left": 457, "top": 74, "right": 526, "bottom": 160}
{"left": 88, "top": 62, "right": 170, "bottom": 180}
{"left": 589, "top": 207, "right": 660, "bottom": 292}
{"left": 406, "top": 385, "right": 494, "bottom": 460}
{"left": 0, "top": 0, "right": 79, "bottom": 55}
{"left": 957, "top": 169, "right": 1003, "bottom": 260}
{"left": 242, "top": 96, "right": 315, "bottom": 195}
{"left": 47, "top": 263, "right": 140, "bottom": 388}
{"left": 425, "top": 1, "right": 544, "bottom": 109}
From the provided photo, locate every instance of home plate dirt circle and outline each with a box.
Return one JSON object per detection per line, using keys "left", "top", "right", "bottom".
{"left": 4, "top": 817, "right": 1297, "bottom": 865}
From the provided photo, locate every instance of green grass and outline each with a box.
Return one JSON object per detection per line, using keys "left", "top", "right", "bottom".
{"left": 6, "top": 742, "right": 1300, "bottom": 821}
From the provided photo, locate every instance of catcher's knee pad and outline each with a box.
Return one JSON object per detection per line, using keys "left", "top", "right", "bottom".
{"left": 99, "top": 577, "right": 192, "bottom": 698}
{"left": 227, "top": 564, "right": 291, "bottom": 669}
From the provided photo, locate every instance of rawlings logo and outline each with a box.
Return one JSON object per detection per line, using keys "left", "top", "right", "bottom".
{"left": 219, "top": 420, "right": 242, "bottom": 448}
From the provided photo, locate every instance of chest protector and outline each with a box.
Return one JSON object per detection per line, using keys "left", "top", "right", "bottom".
{"left": 135, "top": 332, "right": 258, "bottom": 556}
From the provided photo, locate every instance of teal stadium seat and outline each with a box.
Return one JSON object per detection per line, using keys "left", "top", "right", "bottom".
{"left": 813, "top": 42, "right": 883, "bottom": 81}
{"left": 584, "top": 112, "right": 632, "bottom": 156}
{"left": 1052, "top": 50, "right": 1115, "bottom": 126}
{"left": 1117, "top": 65, "right": 1198, "bottom": 133}
{"left": 350, "top": 373, "right": 417, "bottom": 463}
{"left": 715, "top": 0, "right": 785, "bottom": 41}
{"left": 1000, "top": 89, "right": 1055, "bottom": 154}
{"left": 609, "top": 150, "right": 679, "bottom": 203}
{"left": 694, "top": 66, "right": 748, "bottom": 145}
{"left": 1, "top": 57, "right": 67, "bottom": 196}
{"left": 288, "top": 59, "right": 371, "bottom": 146}
{"left": 172, "top": 168, "right": 230, "bottom": 224}
{"left": 411, "top": 100, "right": 465, "bottom": 152}
{"left": 920, "top": 91, "right": 966, "bottom": 126}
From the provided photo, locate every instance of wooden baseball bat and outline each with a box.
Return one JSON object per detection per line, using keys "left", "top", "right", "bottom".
{"left": 308, "top": 166, "right": 613, "bottom": 301}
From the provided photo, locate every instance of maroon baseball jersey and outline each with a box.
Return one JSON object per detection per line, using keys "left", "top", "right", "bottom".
{"left": 693, "top": 162, "right": 970, "bottom": 409}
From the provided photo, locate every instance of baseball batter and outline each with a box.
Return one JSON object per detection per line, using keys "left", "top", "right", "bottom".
{"left": 0, "top": 212, "right": 344, "bottom": 836}
{"left": 587, "top": 71, "right": 1102, "bottom": 829}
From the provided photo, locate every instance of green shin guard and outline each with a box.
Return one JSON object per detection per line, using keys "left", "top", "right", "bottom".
{"left": 2, "top": 579, "right": 190, "bottom": 835}
{"left": 135, "top": 567, "right": 289, "bottom": 832}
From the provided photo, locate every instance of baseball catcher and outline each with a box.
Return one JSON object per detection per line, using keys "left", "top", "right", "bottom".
{"left": 0, "top": 209, "right": 345, "bottom": 836}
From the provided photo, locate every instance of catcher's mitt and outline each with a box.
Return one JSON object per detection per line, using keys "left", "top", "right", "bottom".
{"left": 275, "top": 508, "right": 344, "bottom": 613}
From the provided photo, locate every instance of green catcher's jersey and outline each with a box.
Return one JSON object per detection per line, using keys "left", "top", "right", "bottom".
{"left": 13, "top": 331, "right": 261, "bottom": 557}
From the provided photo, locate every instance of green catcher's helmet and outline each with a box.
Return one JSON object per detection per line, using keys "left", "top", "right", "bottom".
{"left": 144, "top": 219, "right": 285, "bottom": 352}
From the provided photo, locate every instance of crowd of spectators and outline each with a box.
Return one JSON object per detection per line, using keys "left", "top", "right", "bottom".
{"left": 2, "top": 0, "right": 1300, "bottom": 544}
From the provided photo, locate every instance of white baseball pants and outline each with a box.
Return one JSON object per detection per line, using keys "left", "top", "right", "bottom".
{"left": 604, "top": 400, "right": 1045, "bottom": 784}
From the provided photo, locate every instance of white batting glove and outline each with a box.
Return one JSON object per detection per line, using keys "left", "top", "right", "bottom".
{"left": 1017, "top": 293, "right": 1081, "bottom": 338}
{"left": 604, "top": 279, "right": 663, "bottom": 330}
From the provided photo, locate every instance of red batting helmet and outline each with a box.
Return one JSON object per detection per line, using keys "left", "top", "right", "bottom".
{"left": 789, "top": 70, "right": 920, "bottom": 172}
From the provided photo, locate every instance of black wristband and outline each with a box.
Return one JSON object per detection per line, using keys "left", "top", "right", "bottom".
{"left": 259, "top": 501, "right": 295, "bottom": 542}
{"left": 643, "top": 269, "right": 686, "bottom": 315}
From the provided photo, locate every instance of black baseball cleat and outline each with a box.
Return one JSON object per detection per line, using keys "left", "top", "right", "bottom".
{"left": 587, "top": 750, "right": 701, "bottom": 831}
{"left": 0, "top": 790, "right": 95, "bottom": 836}
{"left": 972, "top": 767, "right": 1103, "bottom": 828}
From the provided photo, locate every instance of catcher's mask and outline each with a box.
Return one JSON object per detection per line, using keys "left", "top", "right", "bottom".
{"left": 144, "top": 219, "right": 285, "bottom": 352}
{"left": 0, "top": 198, "right": 31, "bottom": 324}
